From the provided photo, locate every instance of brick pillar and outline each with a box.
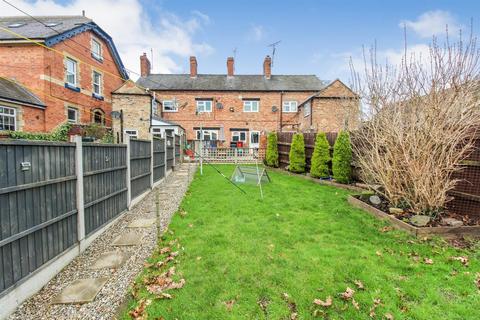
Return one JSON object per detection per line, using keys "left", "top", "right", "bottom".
{"left": 227, "top": 57, "right": 234, "bottom": 77}
{"left": 263, "top": 55, "right": 272, "bottom": 79}
{"left": 140, "top": 53, "right": 151, "bottom": 77}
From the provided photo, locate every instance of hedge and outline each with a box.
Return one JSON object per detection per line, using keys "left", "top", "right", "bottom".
{"left": 4, "top": 123, "right": 71, "bottom": 141}
{"left": 332, "top": 130, "right": 352, "bottom": 183}
{"left": 310, "top": 132, "right": 331, "bottom": 178}
{"left": 289, "top": 133, "right": 306, "bottom": 173}
{"left": 265, "top": 131, "right": 279, "bottom": 167}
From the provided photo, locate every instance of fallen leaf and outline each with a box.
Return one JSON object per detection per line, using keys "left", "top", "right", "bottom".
{"left": 475, "top": 273, "right": 480, "bottom": 290}
{"left": 143, "top": 262, "right": 154, "bottom": 268}
{"left": 352, "top": 298, "right": 360, "bottom": 310}
{"left": 341, "top": 287, "right": 355, "bottom": 300}
{"left": 313, "top": 296, "right": 332, "bottom": 307}
{"left": 196, "top": 256, "right": 202, "bottom": 261}
{"left": 380, "top": 226, "right": 393, "bottom": 233}
{"left": 170, "top": 251, "right": 179, "bottom": 257}
{"left": 385, "top": 313, "right": 394, "bottom": 319}
{"left": 376, "top": 251, "right": 383, "bottom": 256}
{"left": 424, "top": 258, "right": 433, "bottom": 265}
{"left": 451, "top": 256, "right": 469, "bottom": 266}
{"left": 159, "top": 247, "right": 171, "bottom": 255}
{"left": 224, "top": 299, "right": 235, "bottom": 311}
{"left": 156, "top": 293, "right": 172, "bottom": 300}
{"left": 188, "top": 223, "right": 193, "bottom": 228}
{"left": 129, "top": 299, "right": 151, "bottom": 319}
{"left": 369, "top": 298, "right": 382, "bottom": 318}
{"left": 354, "top": 280, "right": 365, "bottom": 290}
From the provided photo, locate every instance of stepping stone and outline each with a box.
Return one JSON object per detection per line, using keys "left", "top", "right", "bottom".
{"left": 111, "top": 232, "right": 141, "bottom": 246}
{"left": 90, "top": 251, "right": 129, "bottom": 269}
{"left": 127, "top": 218, "right": 156, "bottom": 228}
{"left": 51, "top": 278, "right": 108, "bottom": 304}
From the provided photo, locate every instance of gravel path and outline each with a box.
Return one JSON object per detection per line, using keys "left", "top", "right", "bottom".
{"left": 8, "top": 163, "right": 197, "bottom": 320}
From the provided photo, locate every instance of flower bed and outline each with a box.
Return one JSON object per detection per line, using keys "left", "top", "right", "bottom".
{"left": 348, "top": 195, "right": 480, "bottom": 239}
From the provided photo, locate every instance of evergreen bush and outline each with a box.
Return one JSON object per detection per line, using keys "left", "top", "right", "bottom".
{"left": 6, "top": 122, "right": 71, "bottom": 141}
{"left": 289, "top": 133, "right": 306, "bottom": 173}
{"left": 265, "top": 131, "right": 279, "bottom": 167}
{"left": 310, "top": 132, "right": 331, "bottom": 178}
{"left": 332, "top": 130, "right": 352, "bottom": 183}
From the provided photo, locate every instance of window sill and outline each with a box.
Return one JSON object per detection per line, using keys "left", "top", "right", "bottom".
{"left": 91, "top": 53, "right": 104, "bottom": 63}
{"left": 92, "top": 93, "right": 104, "bottom": 100}
{"left": 65, "top": 83, "right": 80, "bottom": 92}
{"left": 283, "top": 110, "right": 298, "bottom": 113}
{"left": 163, "top": 110, "right": 178, "bottom": 113}
{"left": 304, "top": 114, "right": 311, "bottom": 118}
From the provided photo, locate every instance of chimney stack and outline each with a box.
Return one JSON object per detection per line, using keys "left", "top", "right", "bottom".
{"left": 140, "top": 53, "right": 151, "bottom": 77}
{"left": 190, "top": 56, "right": 198, "bottom": 78}
{"left": 227, "top": 57, "right": 234, "bottom": 77}
{"left": 263, "top": 55, "right": 272, "bottom": 79}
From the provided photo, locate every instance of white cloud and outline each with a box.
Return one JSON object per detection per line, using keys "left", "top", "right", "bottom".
{"left": 248, "top": 24, "right": 266, "bottom": 42}
{"left": 0, "top": 0, "right": 214, "bottom": 77}
{"left": 400, "top": 10, "right": 461, "bottom": 38}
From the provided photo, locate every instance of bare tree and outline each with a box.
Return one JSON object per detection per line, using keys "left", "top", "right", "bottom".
{"left": 351, "top": 28, "right": 480, "bottom": 215}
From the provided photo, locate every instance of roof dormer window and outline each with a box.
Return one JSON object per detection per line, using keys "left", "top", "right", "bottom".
{"left": 45, "top": 22, "right": 62, "bottom": 27}
{"left": 91, "top": 38, "right": 103, "bottom": 61}
{"left": 7, "top": 23, "right": 26, "bottom": 28}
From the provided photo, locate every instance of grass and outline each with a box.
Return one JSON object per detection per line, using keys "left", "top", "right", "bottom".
{"left": 122, "top": 165, "right": 480, "bottom": 319}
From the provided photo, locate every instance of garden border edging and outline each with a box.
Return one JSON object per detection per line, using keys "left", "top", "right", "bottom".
{"left": 347, "top": 195, "right": 480, "bottom": 239}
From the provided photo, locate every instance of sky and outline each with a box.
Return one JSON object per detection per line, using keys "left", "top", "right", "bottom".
{"left": 1, "top": 0, "right": 479, "bottom": 83}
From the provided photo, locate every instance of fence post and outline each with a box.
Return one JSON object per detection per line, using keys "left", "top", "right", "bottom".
{"left": 125, "top": 134, "right": 132, "bottom": 209}
{"left": 150, "top": 135, "right": 154, "bottom": 189}
{"left": 164, "top": 133, "right": 167, "bottom": 178}
{"left": 235, "top": 148, "right": 238, "bottom": 164}
{"left": 172, "top": 134, "right": 176, "bottom": 170}
{"left": 74, "top": 135, "right": 86, "bottom": 250}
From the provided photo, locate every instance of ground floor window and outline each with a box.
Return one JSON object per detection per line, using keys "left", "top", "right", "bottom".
{"left": 232, "top": 131, "right": 247, "bottom": 142}
{"left": 124, "top": 129, "right": 138, "bottom": 139}
{"left": 92, "top": 108, "right": 105, "bottom": 125}
{"left": 196, "top": 129, "right": 218, "bottom": 140}
{"left": 0, "top": 106, "right": 16, "bottom": 131}
{"left": 67, "top": 107, "right": 78, "bottom": 123}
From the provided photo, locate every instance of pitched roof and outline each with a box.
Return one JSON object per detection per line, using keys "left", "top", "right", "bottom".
{"left": 137, "top": 74, "right": 328, "bottom": 92}
{"left": 0, "top": 78, "right": 45, "bottom": 107}
{"left": 0, "top": 15, "right": 129, "bottom": 79}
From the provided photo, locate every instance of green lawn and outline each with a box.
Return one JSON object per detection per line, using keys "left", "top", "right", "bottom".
{"left": 122, "top": 165, "right": 480, "bottom": 319}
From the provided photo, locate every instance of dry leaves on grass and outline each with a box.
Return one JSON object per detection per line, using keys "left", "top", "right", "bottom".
{"left": 281, "top": 293, "right": 298, "bottom": 320}
{"left": 475, "top": 273, "right": 480, "bottom": 290}
{"left": 376, "top": 251, "right": 383, "bottom": 257}
{"left": 340, "top": 287, "right": 355, "bottom": 300}
{"left": 224, "top": 299, "right": 235, "bottom": 311}
{"left": 451, "top": 256, "right": 469, "bottom": 266}
{"left": 313, "top": 296, "right": 332, "bottom": 307}
{"left": 354, "top": 280, "right": 365, "bottom": 290}
{"left": 380, "top": 226, "right": 393, "bottom": 233}
{"left": 424, "top": 258, "right": 433, "bottom": 265}
{"left": 385, "top": 313, "right": 394, "bottom": 319}
{"left": 369, "top": 298, "right": 382, "bottom": 318}
{"left": 159, "top": 247, "right": 171, "bottom": 255}
{"left": 129, "top": 299, "right": 151, "bottom": 319}
{"left": 352, "top": 298, "right": 360, "bottom": 310}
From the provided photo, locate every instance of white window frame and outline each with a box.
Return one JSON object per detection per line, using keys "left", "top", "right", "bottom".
{"left": 124, "top": 129, "right": 138, "bottom": 139}
{"left": 91, "top": 38, "right": 102, "bottom": 60}
{"left": 92, "top": 71, "right": 102, "bottom": 96}
{"left": 195, "top": 129, "right": 218, "bottom": 141}
{"left": 65, "top": 57, "right": 77, "bottom": 86}
{"left": 304, "top": 101, "right": 311, "bottom": 117}
{"left": 283, "top": 100, "right": 298, "bottom": 113}
{"left": 67, "top": 107, "right": 78, "bottom": 123}
{"left": 243, "top": 100, "right": 259, "bottom": 112}
{"left": 196, "top": 100, "right": 213, "bottom": 113}
{"left": 0, "top": 105, "right": 16, "bottom": 131}
{"left": 231, "top": 131, "right": 247, "bottom": 142}
{"left": 163, "top": 100, "right": 177, "bottom": 112}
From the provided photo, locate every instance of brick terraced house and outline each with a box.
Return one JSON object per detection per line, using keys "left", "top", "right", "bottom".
{"left": 0, "top": 15, "right": 128, "bottom": 132}
{"left": 135, "top": 54, "right": 359, "bottom": 148}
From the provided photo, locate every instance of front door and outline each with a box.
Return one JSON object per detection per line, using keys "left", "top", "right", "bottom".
{"left": 250, "top": 131, "right": 260, "bottom": 149}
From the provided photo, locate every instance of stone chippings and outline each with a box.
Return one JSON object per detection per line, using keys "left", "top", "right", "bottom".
{"left": 8, "top": 163, "right": 196, "bottom": 320}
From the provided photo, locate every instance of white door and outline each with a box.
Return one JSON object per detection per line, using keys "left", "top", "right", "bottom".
{"left": 250, "top": 131, "right": 260, "bottom": 149}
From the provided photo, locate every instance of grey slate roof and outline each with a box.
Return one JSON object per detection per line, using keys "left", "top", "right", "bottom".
{"left": 0, "top": 78, "right": 45, "bottom": 107}
{"left": 137, "top": 74, "right": 327, "bottom": 92}
{"left": 0, "top": 15, "right": 92, "bottom": 40}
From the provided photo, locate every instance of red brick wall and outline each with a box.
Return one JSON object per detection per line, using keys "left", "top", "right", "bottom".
{"left": 154, "top": 90, "right": 316, "bottom": 146}
{"left": 22, "top": 106, "right": 45, "bottom": 132}
{"left": 0, "top": 30, "right": 125, "bottom": 132}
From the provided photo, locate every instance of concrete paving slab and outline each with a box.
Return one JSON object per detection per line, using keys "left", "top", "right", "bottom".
{"left": 90, "top": 251, "right": 129, "bottom": 269}
{"left": 111, "top": 232, "right": 141, "bottom": 246}
{"left": 127, "top": 218, "right": 156, "bottom": 228}
{"left": 51, "top": 278, "right": 108, "bottom": 304}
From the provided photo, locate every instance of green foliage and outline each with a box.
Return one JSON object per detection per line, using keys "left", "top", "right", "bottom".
{"left": 84, "top": 123, "right": 107, "bottom": 140}
{"left": 5, "top": 122, "right": 71, "bottom": 141}
{"left": 265, "top": 131, "right": 279, "bottom": 167}
{"left": 332, "top": 130, "right": 352, "bottom": 183}
{"left": 101, "top": 130, "right": 115, "bottom": 143}
{"left": 288, "top": 133, "right": 306, "bottom": 173}
{"left": 310, "top": 132, "right": 331, "bottom": 178}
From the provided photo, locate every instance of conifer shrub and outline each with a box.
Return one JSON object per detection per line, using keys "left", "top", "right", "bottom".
{"left": 265, "top": 131, "right": 279, "bottom": 167}
{"left": 288, "top": 133, "right": 306, "bottom": 173}
{"left": 310, "top": 132, "right": 331, "bottom": 178}
{"left": 332, "top": 130, "right": 352, "bottom": 183}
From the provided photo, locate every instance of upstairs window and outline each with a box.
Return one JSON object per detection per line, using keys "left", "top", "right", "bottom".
{"left": 243, "top": 100, "right": 259, "bottom": 112}
{"left": 67, "top": 107, "right": 78, "bottom": 123}
{"left": 92, "top": 71, "right": 102, "bottom": 96}
{"left": 0, "top": 106, "right": 16, "bottom": 131}
{"left": 283, "top": 100, "right": 298, "bottom": 113}
{"left": 196, "top": 100, "right": 212, "bottom": 113}
{"left": 304, "top": 101, "right": 311, "bottom": 117}
{"left": 65, "top": 58, "right": 77, "bottom": 86}
{"left": 163, "top": 100, "right": 177, "bottom": 112}
{"left": 91, "top": 38, "right": 102, "bottom": 60}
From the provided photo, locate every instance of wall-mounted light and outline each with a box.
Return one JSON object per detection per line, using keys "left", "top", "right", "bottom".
{"left": 229, "top": 107, "right": 234, "bottom": 112}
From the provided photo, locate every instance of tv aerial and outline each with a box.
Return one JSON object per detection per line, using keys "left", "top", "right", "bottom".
{"left": 267, "top": 40, "right": 281, "bottom": 67}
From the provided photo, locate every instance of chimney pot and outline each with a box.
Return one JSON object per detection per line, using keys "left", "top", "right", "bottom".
{"left": 227, "top": 57, "right": 234, "bottom": 77}
{"left": 263, "top": 55, "right": 272, "bottom": 79}
{"left": 190, "top": 56, "right": 198, "bottom": 78}
{"left": 140, "top": 52, "right": 151, "bottom": 77}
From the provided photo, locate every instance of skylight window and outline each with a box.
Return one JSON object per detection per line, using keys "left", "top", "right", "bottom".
{"left": 7, "top": 23, "right": 26, "bottom": 28}
{"left": 45, "top": 22, "right": 62, "bottom": 27}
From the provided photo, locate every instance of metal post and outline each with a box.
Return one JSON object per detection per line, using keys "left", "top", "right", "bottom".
{"left": 200, "top": 125, "right": 203, "bottom": 175}
{"left": 125, "top": 134, "right": 132, "bottom": 209}
{"left": 74, "top": 135, "right": 86, "bottom": 250}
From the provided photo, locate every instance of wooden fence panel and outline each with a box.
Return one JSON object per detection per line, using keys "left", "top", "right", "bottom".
{"left": 82, "top": 143, "right": 128, "bottom": 235}
{"left": 130, "top": 139, "right": 151, "bottom": 199}
{"left": 0, "top": 141, "right": 77, "bottom": 295}
{"left": 174, "top": 134, "right": 181, "bottom": 164}
{"left": 153, "top": 137, "right": 166, "bottom": 182}
{"left": 166, "top": 135, "right": 174, "bottom": 171}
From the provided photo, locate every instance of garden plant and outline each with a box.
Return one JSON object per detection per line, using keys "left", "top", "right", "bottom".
{"left": 288, "top": 133, "right": 306, "bottom": 173}
{"left": 310, "top": 132, "right": 331, "bottom": 178}
{"left": 265, "top": 131, "right": 279, "bottom": 167}
{"left": 332, "top": 130, "right": 352, "bottom": 183}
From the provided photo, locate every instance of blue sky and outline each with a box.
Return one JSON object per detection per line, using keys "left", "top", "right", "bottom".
{"left": 2, "top": 0, "right": 480, "bottom": 82}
